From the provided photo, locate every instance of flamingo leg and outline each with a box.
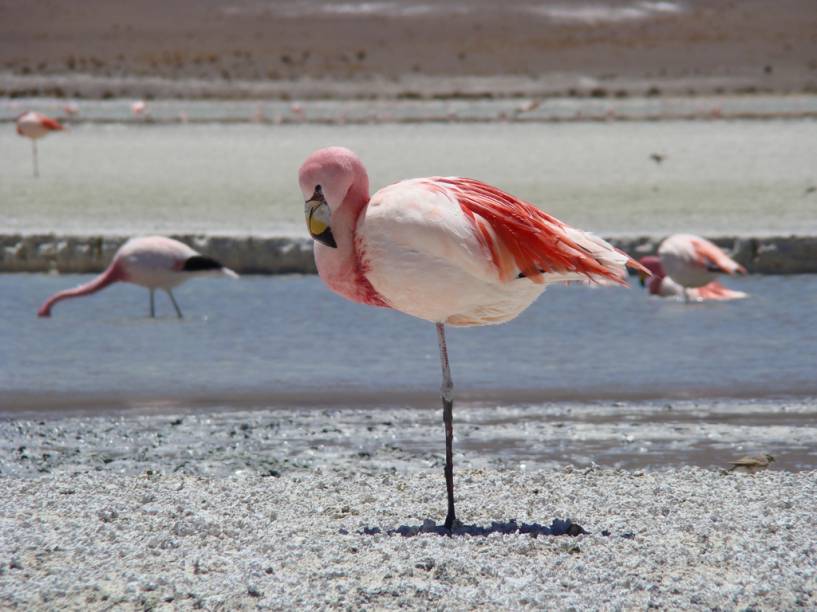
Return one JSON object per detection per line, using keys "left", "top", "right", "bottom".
{"left": 166, "top": 289, "right": 183, "bottom": 319}
{"left": 31, "top": 140, "right": 39, "bottom": 178}
{"left": 436, "top": 322, "right": 457, "bottom": 530}
{"left": 149, "top": 289, "right": 156, "bottom": 318}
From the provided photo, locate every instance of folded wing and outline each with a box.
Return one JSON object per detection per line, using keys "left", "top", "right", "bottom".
{"left": 431, "top": 177, "right": 647, "bottom": 284}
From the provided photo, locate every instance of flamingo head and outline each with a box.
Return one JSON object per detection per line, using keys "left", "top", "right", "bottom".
{"left": 637, "top": 255, "right": 665, "bottom": 287}
{"left": 299, "top": 147, "right": 369, "bottom": 249}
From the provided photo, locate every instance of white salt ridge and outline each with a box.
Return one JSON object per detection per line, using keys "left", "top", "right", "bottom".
{"left": 225, "top": 0, "right": 684, "bottom": 22}
{"left": 531, "top": 1, "right": 683, "bottom": 23}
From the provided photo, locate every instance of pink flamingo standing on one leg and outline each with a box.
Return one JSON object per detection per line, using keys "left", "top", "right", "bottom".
{"left": 37, "top": 236, "right": 238, "bottom": 318}
{"left": 298, "top": 146, "right": 649, "bottom": 529}
{"left": 638, "top": 255, "right": 747, "bottom": 301}
{"left": 657, "top": 234, "right": 747, "bottom": 303}
{"left": 16, "top": 111, "right": 64, "bottom": 177}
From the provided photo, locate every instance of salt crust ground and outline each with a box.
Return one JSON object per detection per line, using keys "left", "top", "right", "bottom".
{"left": 0, "top": 409, "right": 815, "bottom": 610}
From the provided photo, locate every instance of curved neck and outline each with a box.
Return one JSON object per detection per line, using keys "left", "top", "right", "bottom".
{"left": 335, "top": 182, "right": 369, "bottom": 247}
{"left": 37, "top": 262, "right": 123, "bottom": 317}
{"left": 314, "top": 182, "right": 383, "bottom": 305}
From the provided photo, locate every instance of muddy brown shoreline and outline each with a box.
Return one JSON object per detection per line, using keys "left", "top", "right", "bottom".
{"left": 2, "top": 0, "right": 815, "bottom": 101}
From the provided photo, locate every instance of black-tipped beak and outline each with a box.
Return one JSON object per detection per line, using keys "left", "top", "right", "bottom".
{"left": 305, "top": 186, "right": 337, "bottom": 248}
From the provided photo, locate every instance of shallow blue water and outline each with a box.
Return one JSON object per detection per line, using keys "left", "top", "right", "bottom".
{"left": 2, "top": 273, "right": 815, "bottom": 413}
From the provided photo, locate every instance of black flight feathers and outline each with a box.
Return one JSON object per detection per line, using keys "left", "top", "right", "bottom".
{"left": 182, "top": 255, "right": 224, "bottom": 272}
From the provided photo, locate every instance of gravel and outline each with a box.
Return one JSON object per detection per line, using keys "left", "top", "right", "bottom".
{"left": 1, "top": 404, "right": 815, "bottom": 610}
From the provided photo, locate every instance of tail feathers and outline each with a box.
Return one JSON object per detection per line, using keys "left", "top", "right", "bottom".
{"left": 692, "top": 237, "right": 746, "bottom": 275}
{"left": 563, "top": 228, "right": 650, "bottom": 285}
{"left": 696, "top": 281, "right": 748, "bottom": 301}
{"left": 434, "top": 176, "right": 651, "bottom": 286}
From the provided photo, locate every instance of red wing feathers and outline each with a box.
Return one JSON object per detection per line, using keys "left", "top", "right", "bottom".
{"left": 39, "top": 116, "right": 64, "bottom": 131}
{"left": 429, "top": 178, "right": 647, "bottom": 284}
{"left": 691, "top": 238, "right": 746, "bottom": 275}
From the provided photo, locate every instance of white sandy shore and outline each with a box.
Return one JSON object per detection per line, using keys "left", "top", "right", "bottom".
{"left": 1, "top": 405, "right": 815, "bottom": 609}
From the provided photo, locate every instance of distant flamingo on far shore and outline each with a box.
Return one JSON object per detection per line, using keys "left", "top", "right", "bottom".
{"left": 657, "top": 234, "right": 747, "bottom": 302}
{"left": 16, "top": 111, "right": 64, "bottom": 177}
{"left": 131, "top": 100, "right": 147, "bottom": 118}
{"left": 63, "top": 102, "right": 80, "bottom": 117}
{"left": 638, "top": 255, "right": 747, "bottom": 301}
{"left": 37, "top": 236, "right": 238, "bottom": 318}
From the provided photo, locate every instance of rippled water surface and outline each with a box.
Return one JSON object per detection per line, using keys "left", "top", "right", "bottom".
{"left": 2, "top": 274, "right": 816, "bottom": 411}
{"left": 3, "top": 118, "right": 816, "bottom": 237}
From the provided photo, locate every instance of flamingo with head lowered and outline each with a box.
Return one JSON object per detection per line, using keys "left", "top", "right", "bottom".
{"left": 657, "top": 234, "right": 747, "bottom": 302}
{"left": 16, "top": 111, "right": 64, "bottom": 177}
{"left": 638, "top": 255, "right": 747, "bottom": 301}
{"left": 37, "top": 236, "right": 238, "bottom": 318}
{"left": 298, "top": 146, "right": 649, "bottom": 530}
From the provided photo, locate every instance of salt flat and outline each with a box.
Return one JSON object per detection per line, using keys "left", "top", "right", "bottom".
{"left": 1, "top": 405, "right": 814, "bottom": 610}
{"left": 3, "top": 120, "right": 816, "bottom": 237}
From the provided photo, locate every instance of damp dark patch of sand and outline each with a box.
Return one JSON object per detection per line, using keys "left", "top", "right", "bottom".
{"left": 1, "top": 399, "right": 816, "bottom": 476}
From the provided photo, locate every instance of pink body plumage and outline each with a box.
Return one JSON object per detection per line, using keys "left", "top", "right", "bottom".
{"left": 657, "top": 234, "right": 747, "bottom": 290}
{"left": 298, "top": 146, "right": 651, "bottom": 529}
{"left": 639, "top": 255, "right": 747, "bottom": 301}
{"left": 299, "top": 146, "right": 647, "bottom": 327}
{"left": 16, "top": 111, "right": 63, "bottom": 139}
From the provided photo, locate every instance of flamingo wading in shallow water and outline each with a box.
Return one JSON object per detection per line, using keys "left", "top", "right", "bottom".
{"left": 657, "top": 234, "right": 747, "bottom": 302}
{"left": 16, "top": 111, "right": 64, "bottom": 177}
{"left": 37, "top": 236, "right": 238, "bottom": 318}
{"left": 298, "top": 146, "right": 649, "bottom": 529}
{"left": 638, "top": 255, "right": 747, "bottom": 301}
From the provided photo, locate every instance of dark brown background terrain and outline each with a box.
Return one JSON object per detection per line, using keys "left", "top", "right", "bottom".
{"left": 1, "top": 0, "right": 816, "bottom": 97}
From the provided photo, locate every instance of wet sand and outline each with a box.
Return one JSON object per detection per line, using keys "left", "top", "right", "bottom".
{"left": 2, "top": 399, "right": 817, "bottom": 473}
{"left": 2, "top": 0, "right": 816, "bottom": 99}
{"left": 0, "top": 401, "right": 815, "bottom": 609}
